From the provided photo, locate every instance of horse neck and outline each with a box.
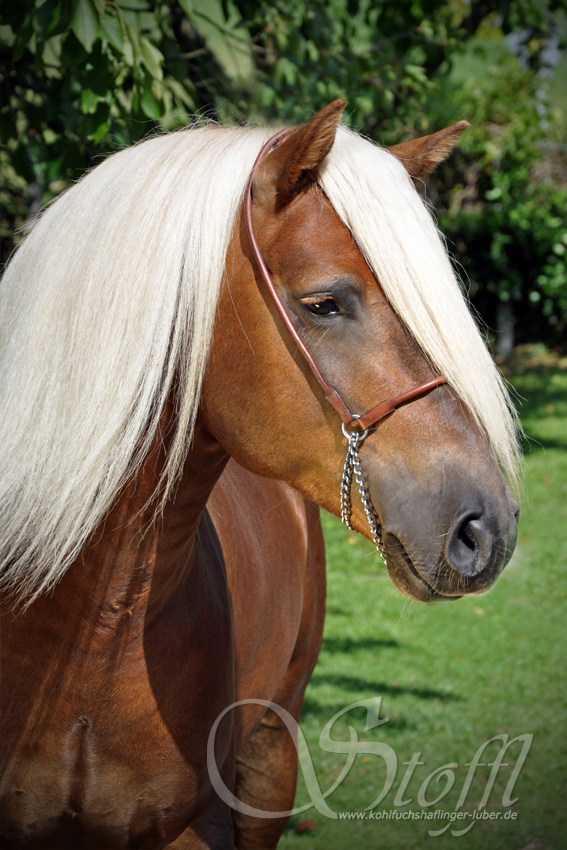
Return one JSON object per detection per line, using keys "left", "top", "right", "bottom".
{"left": 33, "top": 414, "right": 230, "bottom": 625}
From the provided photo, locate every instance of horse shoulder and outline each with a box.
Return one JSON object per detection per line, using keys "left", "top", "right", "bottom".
{"left": 206, "top": 459, "right": 326, "bottom": 743}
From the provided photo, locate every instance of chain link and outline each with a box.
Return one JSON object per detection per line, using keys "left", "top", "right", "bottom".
{"left": 340, "top": 430, "right": 387, "bottom": 562}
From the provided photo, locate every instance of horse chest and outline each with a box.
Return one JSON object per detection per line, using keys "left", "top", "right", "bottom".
{"left": 0, "top": 472, "right": 317, "bottom": 849}
{"left": 0, "top": 552, "right": 236, "bottom": 846}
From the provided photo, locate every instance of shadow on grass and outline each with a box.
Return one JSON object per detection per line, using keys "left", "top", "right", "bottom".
{"left": 508, "top": 364, "right": 567, "bottom": 418}
{"left": 301, "top": 675, "right": 462, "bottom": 721}
{"left": 321, "top": 637, "right": 399, "bottom": 653}
{"left": 301, "top": 698, "right": 417, "bottom": 730}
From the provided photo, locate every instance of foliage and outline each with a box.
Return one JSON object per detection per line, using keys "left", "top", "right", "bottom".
{"left": 1, "top": 0, "right": 565, "bottom": 345}
{"left": 0, "top": 0, "right": 255, "bottom": 258}
{"left": 237, "top": 0, "right": 564, "bottom": 139}
{"left": 429, "top": 40, "right": 567, "bottom": 343}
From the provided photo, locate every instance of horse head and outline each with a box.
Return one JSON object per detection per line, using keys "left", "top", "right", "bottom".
{"left": 202, "top": 101, "right": 520, "bottom": 602}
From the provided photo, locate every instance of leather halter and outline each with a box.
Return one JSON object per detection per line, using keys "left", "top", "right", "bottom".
{"left": 244, "top": 129, "right": 447, "bottom": 434}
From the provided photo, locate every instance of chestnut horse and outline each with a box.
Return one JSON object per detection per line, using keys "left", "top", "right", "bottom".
{"left": 0, "top": 101, "right": 520, "bottom": 849}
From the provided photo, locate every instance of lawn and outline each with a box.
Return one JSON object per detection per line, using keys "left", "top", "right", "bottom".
{"left": 279, "top": 360, "right": 567, "bottom": 850}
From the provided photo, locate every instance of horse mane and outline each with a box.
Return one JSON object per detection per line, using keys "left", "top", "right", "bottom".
{"left": 0, "top": 123, "right": 521, "bottom": 601}
{"left": 320, "top": 127, "right": 521, "bottom": 488}
{"left": 0, "top": 126, "right": 274, "bottom": 601}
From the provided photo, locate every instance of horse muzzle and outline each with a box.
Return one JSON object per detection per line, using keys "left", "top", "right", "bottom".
{"left": 380, "top": 493, "right": 520, "bottom": 602}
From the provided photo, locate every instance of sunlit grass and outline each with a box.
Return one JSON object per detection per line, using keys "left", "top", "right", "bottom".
{"left": 279, "top": 364, "right": 567, "bottom": 850}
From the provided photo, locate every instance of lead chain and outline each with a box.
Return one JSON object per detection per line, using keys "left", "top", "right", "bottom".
{"left": 340, "top": 430, "right": 387, "bottom": 563}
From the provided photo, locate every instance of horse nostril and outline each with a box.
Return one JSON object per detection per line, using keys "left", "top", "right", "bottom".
{"left": 446, "top": 513, "right": 488, "bottom": 577}
{"left": 457, "top": 522, "right": 478, "bottom": 555}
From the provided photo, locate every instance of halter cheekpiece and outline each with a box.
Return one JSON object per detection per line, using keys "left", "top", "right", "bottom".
{"left": 245, "top": 130, "right": 447, "bottom": 562}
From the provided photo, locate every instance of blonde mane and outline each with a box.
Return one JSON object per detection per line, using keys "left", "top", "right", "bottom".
{"left": 320, "top": 127, "right": 521, "bottom": 485}
{"left": 0, "top": 122, "right": 521, "bottom": 601}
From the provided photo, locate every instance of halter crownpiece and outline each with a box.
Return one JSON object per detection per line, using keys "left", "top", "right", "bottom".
{"left": 245, "top": 130, "right": 448, "bottom": 559}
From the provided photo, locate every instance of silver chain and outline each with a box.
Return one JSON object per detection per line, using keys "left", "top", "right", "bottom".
{"left": 340, "top": 423, "right": 387, "bottom": 563}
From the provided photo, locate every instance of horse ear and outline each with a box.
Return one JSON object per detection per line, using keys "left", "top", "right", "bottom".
{"left": 253, "top": 99, "right": 346, "bottom": 208}
{"left": 388, "top": 121, "right": 470, "bottom": 178}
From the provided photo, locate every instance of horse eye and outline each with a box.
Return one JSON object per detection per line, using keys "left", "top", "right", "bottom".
{"left": 305, "top": 298, "right": 339, "bottom": 316}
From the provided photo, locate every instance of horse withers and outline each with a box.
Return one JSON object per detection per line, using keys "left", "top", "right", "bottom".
{"left": 0, "top": 101, "right": 520, "bottom": 848}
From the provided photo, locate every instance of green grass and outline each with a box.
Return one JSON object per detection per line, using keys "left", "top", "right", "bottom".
{"left": 279, "top": 364, "right": 567, "bottom": 850}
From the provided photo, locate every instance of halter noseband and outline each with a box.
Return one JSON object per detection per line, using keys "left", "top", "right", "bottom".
{"left": 245, "top": 130, "right": 447, "bottom": 560}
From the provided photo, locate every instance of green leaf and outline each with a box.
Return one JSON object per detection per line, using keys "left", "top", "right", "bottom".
{"left": 139, "top": 35, "right": 163, "bottom": 81}
{"left": 46, "top": 155, "right": 65, "bottom": 182}
{"left": 27, "top": 32, "right": 38, "bottom": 56}
{"left": 71, "top": 0, "right": 99, "bottom": 53}
{"left": 87, "top": 120, "right": 109, "bottom": 144}
{"left": 42, "top": 34, "right": 63, "bottom": 67}
{"left": 116, "top": 0, "right": 150, "bottom": 9}
{"left": 33, "top": 0, "right": 60, "bottom": 40}
{"left": 167, "top": 77, "right": 194, "bottom": 109}
{"left": 141, "top": 87, "right": 161, "bottom": 119}
{"left": 274, "top": 57, "right": 297, "bottom": 86}
{"left": 81, "top": 87, "right": 101, "bottom": 114}
{"left": 121, "top": 17, "right": 144, "bottom": 68}
{"left": 0, "top": 25, "right": 16, "bottom": 48}
{"left": 403, "top": 64, "right": 428, "bottom": 84}
{"left": 99, "top": 13, "right": 123, "bottom": 51}
{"left": 122, "top": 35, "right": 134, "bottom": 65}
{"left": 189, "top": 0, "right": 253, "bottom": 81}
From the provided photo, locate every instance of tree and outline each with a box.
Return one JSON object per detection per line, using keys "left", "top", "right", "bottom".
{"left": 0, "top": 0, "right": 257, "bottom": 260}
{"left": 428, "top": 23, "right": 567, "bottom": 350}
{"left": 1, "top": 0, "right": 565, "bottom": 346}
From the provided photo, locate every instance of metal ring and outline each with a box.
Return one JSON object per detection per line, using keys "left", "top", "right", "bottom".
{"left": 341, "top": 416, "right": 370, "bottom": 442}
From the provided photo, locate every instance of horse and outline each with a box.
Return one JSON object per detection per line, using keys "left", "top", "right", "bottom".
{"left": 0, "top": 100, "right": 521, "bottom": 849}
